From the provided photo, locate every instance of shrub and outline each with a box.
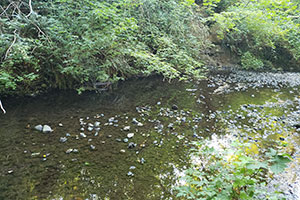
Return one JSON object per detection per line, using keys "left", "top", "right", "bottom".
{"left": 176, "top": 140, "right": 291, "bottom": 200}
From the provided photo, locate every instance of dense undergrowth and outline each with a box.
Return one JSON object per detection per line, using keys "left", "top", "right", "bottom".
{"left": 0, "top": 0, "right": 211, "bottom": 95}
{"left": 1, "top": 0, "right": 300, "bottom": 95}
{"left": 206, "top": 0, "right": 300, "bottom": 71}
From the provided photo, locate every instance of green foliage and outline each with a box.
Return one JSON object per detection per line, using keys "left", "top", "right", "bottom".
{"left": 176, "top": 140, "right": 291, "bottom": 200}
{"left": 212, "top": 0, "right": 300, "bottom": 71}
{"left": 0, "top": 0, "right": 210, "bottom": 95}
{"left": 241, "top": 52, "right": 264, "bottom": 70}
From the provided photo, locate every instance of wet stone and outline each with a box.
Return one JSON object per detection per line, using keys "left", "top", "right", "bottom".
{"left": 108, "top": 117, "right": 115, "bottom": 123}
{"left": 90, "top": 145, "right": 96, "bottom": 150}
{"left": 34, "top": 125, "right": 43, "bottom": 132}
{"left": 59, "top": 137, "right": 67, "bottom": 143}
{"left": 66, "top": 149, "right": 73, "bottom": 154}
{"left": 127, "top": 133, "right": 134, "bottom": 138}
{"left": 42, "top": 125, "right": 53, "bottom": 133}
{"left": 73, "top": 149, "right": 79, "bottom": 153}
{"left": 129, "top": 166, "right": 136, "bottom": 170}
{"left": 127, "top": 171, "right": 134, "bottom": 176}
{"left": 132, "top": 118, "right": 139, "bottom": 124}
{"left": 120, "top": 149, "right": 126, "bottom": 153}
{"left": 128, "top": 142, "right": 137, "bottom": 149}
{"left": 80, "top": 132, "right": 87, "bottom": 138}
{"left": 171, "top": 104, "right": 178, "bottom": 110}
{"left": 123, "top": 138, "right": 129, "bottom": 143}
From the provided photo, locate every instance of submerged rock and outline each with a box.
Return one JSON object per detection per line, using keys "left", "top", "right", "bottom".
{"left": 34, "top": 125, "right": 43, "bottom": 132}
{"left": 127, "top": 171, "right": 134, "bottom": 176}
{"left": 90, "top": 145, "right": 96, "bottom": 150}
{"left": 128, "top": 142, "right": 137, "bottom": 149}
{"left": 59, "top": 137, "right": 67, "bottom": 143}
{"left": 42, "top": 125, "right": 53, "bottom": 133}
{"left": 80, "top": 132, "right": 87, "bottom": 138}
{"left": 127, "top": 133, "right": 134, "bottom": 138}
{"left": 123, "top": 138, "right": 129, "bottom": 143}
{"left": 66, "top": 149, "right": 73, "bottom": 154}
{"left": 172, "top": 104, "right": 178, "bottom": 110}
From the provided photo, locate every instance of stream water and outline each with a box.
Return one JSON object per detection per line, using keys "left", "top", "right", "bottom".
{"left": 0, "top": 71, "right": 299, "bottom": 200}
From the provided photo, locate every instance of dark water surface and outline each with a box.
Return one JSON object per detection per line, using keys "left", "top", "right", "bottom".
{"left": 0, "top": 74, "right": 299, "bottom": 200}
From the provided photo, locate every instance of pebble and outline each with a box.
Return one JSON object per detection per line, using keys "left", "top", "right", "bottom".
{"left": 127, "top": 171, "right": 134, "bottom": 176}
{"left": 87, "top": 126, "right": 93, "bottom": 132}
{"left": 80, "top": 132, "right": 87, "bottom": 138}
{"left": 127, "top": 133, "right": 134, "bottom": 138}
{"left": 34, "top": 125, "right": 43, "bottom": 132}
{"left": 140, "top": 157, "right": 145, "bottom": 164}
{"left": 123, "top": 138, "right": 129, "bottom": 143}
{"left": 59, "top": 137, "right": 67, "bottom": 143}
{"left": 129, "top": 166, "right": 136, "bottom": 170}
{"left": 66, "top": 149, "right": 73, "bottom": 154}
{"left": 128, "top": 142, "right": 137, "bottom": 149}
{"left": 120, "top": 149, "right": 126, "bottom": 153}
{"left": 42, "top": 125, "right": 53, "bottom": 133}
{"left": 31, "top": 152, "right": 40, "bottom": 157}
{"left": 123, "top": 126, "right": 130, "bottom": 131}
{"left": 132, "top": 118, "right": 139, "bottom": 124}
{"left": 172, "top": 104, "right": 178, "bottom": 110}
{"left": 90, "top": 145, "right": 96, "bottom": 150}
{"left": 7, "top": 170, "right": 13, "bottom": 174}
{"left": 94, "top": 121, "right": 100, "bottom": 127}
{"left": 58, "top": 123, "right": 63, "bottom": 127}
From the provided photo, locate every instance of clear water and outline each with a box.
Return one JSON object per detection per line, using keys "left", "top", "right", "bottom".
{"left": 0, "top": 75, "right": 299, "bottom": 200}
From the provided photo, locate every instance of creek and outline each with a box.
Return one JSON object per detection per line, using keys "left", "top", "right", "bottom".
{"left": 0, "top": 70, "right": 300, "bottom": 200}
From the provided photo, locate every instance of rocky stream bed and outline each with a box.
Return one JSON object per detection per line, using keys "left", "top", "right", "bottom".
{"left": 0, "top": 69, "right": 300, "bottom": 200}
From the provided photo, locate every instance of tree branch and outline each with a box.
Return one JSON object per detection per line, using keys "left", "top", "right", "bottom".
{"left": 26, "top": 0, "right": 33, "bottom": 18}
{"left": 0, "top": 100, "right": 6, "bottom": 114}
{"left": 4, "top": 29, "right": 17, "bottom": 60}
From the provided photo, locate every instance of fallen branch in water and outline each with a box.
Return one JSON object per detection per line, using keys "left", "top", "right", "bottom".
{"left": 0, "top": 100, "right": 6, "bottom": 114}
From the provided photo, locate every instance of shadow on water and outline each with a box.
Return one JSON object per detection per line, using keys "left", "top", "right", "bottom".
{"left": 0, "top": 74, "right": 299, "bottom": 199}
{"left": 0, "top": 76, "right": 218, "bottom": 200}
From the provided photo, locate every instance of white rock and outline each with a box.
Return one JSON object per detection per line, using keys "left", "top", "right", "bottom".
{"left": 127, "top": 133, "right": 134, "bottom": 138}
{"left": 42, "top": 125, "right": 53, "bottom": 133}
{"left": 123, "top": 126, "right": 130, "bottom": 131}
{"left": 34, "top": 125, "right": 43, "bottom": 132}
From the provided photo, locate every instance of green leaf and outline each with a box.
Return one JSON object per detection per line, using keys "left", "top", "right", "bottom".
{"left": 270, "top": 155, "right": 291, "bottom": 174}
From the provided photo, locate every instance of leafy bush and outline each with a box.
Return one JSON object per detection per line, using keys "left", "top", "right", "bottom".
{"left": 176, "top": 140, "right": 291, "bottom": 200}
{"left": 0, "top": 0, "right": 211, "bottom": 95}
{"left": 211, "top": 0, "right": 300, "bottom": 71}
{"left": 241, "top": 52, "right": 264, "bottom": 70}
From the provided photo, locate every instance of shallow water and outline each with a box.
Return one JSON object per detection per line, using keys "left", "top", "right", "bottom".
{"left": 0, "top": 73, "right": 299, "bottom": 200}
